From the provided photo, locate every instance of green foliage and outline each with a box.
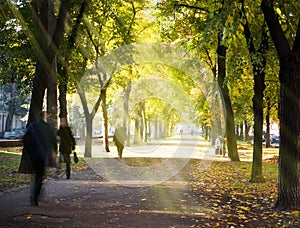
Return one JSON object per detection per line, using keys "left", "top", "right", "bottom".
{"left": 0, "top": 2, "right": 35, "bottom": 93}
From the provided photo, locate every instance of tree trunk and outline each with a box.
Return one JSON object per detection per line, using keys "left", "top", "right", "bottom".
{"left": 261, "top": 0, "right": 300, "bottom": 209}
{"left": 77, "top": 84, "right": 101, "bottom": 158}
{"left": 276, "top": 63, "right": 300, "bottom": 209}
{"left": 47, "top": 58, "right": 57, "bottom": 130}
{"left": 58, "top": 0, "right": 87, "bottom": 120}
{"left": 250, "top": 68, "right": 265, "bottom": 182}
{"left": 154, "top": 117, "right": 158, "bottom": 139}
{"left": 217, "top": 34, "right": 239, "bottom": 161}
{"left": 123, "top": 82, "right": 131, "bottom": 144}
{"left": 134, "top": 118, "right": 140, "bottom": 144}
{"left": 265, "top": 98, "right": 271, "bottom": 147}
{"left": 85, "top": 114, "right": 93, "bottom": 157}
{"left": 101, "top": 89, "right": 110, "bottom": 152}
{"left": 28, "top": 61, "right": 47, "bottom": 124}
{"left": 241, "top": 0, "right": 268, "bottom": 182}
{"left": 28, "top": 0, "right": 70, "bottom": 125}
{"left": 5, "top": 84, "right": 16, "bottom": 132}
{"left": 244, "top": 121, "right": 250, "bottom": 142}
{"left": 58, "top": 79, "right": 68, "bottom": 119}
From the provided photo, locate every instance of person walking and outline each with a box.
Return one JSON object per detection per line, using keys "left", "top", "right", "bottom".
{"left": 22, "top": 111, "right": 57, "bottom": 206}
{"left": 113, "top": 126, "right": 127, "bottom": 159}
{"left": 57, "top": 117, "right": 76, "bottom": 179}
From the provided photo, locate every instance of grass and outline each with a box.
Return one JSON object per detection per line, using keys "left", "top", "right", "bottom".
{"left": 0, "top": 147, "right": 87, "bottom": 192}
{"left": 0, "top": 143, "right": 279, "bottom": 192}
{"left": 0, "top": 149, "right": 32, "bottom": 191}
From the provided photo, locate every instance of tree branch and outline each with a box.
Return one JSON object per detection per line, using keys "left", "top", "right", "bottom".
{"left": 261, "top": 0, "right": 291, "bottom": 60}
{"left": 174, "top": 3, "right": 209, "bottom": 14}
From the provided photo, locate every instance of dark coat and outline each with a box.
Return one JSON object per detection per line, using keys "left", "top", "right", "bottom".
{"left": 19, "top": 120, "right": 57, "bottom": 173}
{"left": 58, "top": 126, "right": 75, "bottom": 155}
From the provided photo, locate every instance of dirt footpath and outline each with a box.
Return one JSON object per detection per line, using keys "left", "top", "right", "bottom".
{"left": 0, "top": 167, "right": 206, "bottom": 228}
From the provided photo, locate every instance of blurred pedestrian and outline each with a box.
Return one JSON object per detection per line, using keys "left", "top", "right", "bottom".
{"left": 215, "top": 136, "right": 223, "bottom": 155}
{"left": 57, "top": 117, "right": 76, "bottom": 179}
{"left": 22, "top": 111, "right": 57, "bottom": 206}
{"left": 113, "top": 126, "right": 127, "bottom": 159}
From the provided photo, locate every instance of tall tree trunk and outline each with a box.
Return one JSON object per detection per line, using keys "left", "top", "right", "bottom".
{"left": 58, "top": 77, "right": 68, "bottom": 119}
{"left": 241, "top": 0, "right": 267, "bottom": 182}
{"left": 85, "top": 114, "right": 93, "bottom": 158}
{"left": 265, "top": 98, "right": 271, "bottom": 147}
{"left": 78, "top": 87, "right": 93, "bottom": 158}
{"left": 217, "top": 33, "right": 239, "bottom": 161}
{"left": 262, "top": 0, "right": 300, "bottom": 209}
{"left": 58, "top": 0, "right": 87, "bottom": 120}
{"left": 46, "top": 0, "right": 57, "bottom": 130}
{"left": 154, "top": 117, "right": 158, "bottom": 139}
{"left": 28, "top": 61, "right": 47, "bottom": 124}
{"left": 276, "top": 59, "right": 300, "bottom": 209}
{"left": 143, "top": 110, "right": 148, "bottom": 142}
{"left": 250, "top": 66, "right": 266, "bottom": 182}
{"left": 5, "top": 84, "right": 16, "bottom": 132}
{"left": 134, "top": 117, "right": 140, "bottom": 144}
{"left": 123, "top": 82, "right": 131, "bottom": 144}
{"left": 47, "top": 58, "right": 57, "bottom": 130}
{"left": 27, "top": 0, "right": 71, "bottom": 125}
{"left": 101, "top": 89, "right": 110, "bottom": 152}
{"left": 244, "top": 121, "right": 250, "bottom": 142}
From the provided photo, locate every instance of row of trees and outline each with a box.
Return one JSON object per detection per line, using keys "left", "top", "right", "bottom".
{"left": 0, "top": 0, "right": 299, "bottom": 209}
{"left": 157, "top": 0, "right": 300, "bottom": 209}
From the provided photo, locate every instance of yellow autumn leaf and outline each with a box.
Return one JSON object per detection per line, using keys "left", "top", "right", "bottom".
{"left": 290, "top": 211, "right": 299, "bottom": 217}
{"left": 238, "top": 206, "right": 250, "bottom": 211}
{"left": 275, "top": 8, "right": 281, "bottom": 15}
{"left": 238, "top": 24, "right": 244, "bottom": 32}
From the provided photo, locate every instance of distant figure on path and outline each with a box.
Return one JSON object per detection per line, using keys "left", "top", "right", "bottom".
{"left": 22, "top": 111, "right": 57, "bottom": 206}
{"left": 57, "top": 117, "right": 76, "bottom": 179}
{"left": 113, "top": 127, "right": 127, "bottom": 159}
{"left": 215, "top": 136, "right": 223, "bottom": 155}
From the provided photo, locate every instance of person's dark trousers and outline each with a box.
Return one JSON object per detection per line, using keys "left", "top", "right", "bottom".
{"left": 63, "top": 153, "right": 71, "bottom": 179}
{"left": 30, "top": 158, "right": 45, "bottom": 206}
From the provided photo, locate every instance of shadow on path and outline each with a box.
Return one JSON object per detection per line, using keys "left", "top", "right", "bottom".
{"left": 0, "top": 165, "right": 210, "bottom": 227}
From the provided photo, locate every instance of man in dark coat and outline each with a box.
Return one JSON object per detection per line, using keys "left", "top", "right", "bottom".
{"left": 57, "top": 117, "right": 76, "bottom": 179}
{"left": 113, "top": 126, "right": 127, "bottom": 159}
{"left": 22, "top": 111, "right": 57, "bottom": 206}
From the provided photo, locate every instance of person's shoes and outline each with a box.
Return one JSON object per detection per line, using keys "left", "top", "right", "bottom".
{"left": 66, "top": 175, "right": 70, "bottom": 179}
{"left": 30, "top": 196, "right": 39, "bottom": 206}
{"left": 30, "top": 201, "right": 39, "bottom": 206}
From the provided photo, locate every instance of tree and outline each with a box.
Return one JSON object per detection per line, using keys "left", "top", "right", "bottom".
{"left": 157, "top": 0, "right": 239, "bottom": 160}
{"left": 70, "top": 0, "right": 148, "bottom": 156}
{"left": 237, "top": 0, "right": 269, "bottom": 182}
{"left": 261, "top": 0, "right": 300, "bottom": 209}
{"left": 58, "top": 0, "right": 87, "bottom": 120}
{"left": 9, "top": 0, "right": 72, "bottom": 127}
{"left": 0, "top": 2, "right": 34, "bottom": 131}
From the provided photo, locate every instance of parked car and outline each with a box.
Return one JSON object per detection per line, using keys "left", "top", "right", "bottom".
{"left": 3, "top": 129, "right": 26, "bottom": 139}
{"left": 271, "top": 136, "right": 280, "bottom": 148}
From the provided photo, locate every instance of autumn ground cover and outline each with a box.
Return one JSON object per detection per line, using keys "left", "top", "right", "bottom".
{"left": 1, "top": 147, "right": 300, "bottom": 227}
{"left": 0, "top": 147, "right": 88, "bottom": 192}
